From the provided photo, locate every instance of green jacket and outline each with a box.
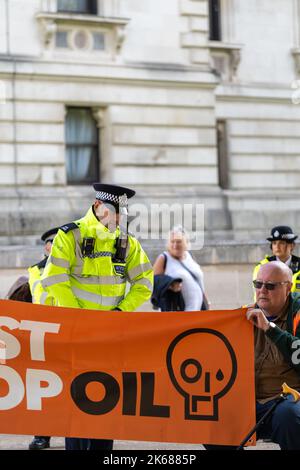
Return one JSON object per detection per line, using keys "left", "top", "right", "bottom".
{"left": 266, "top": 292, "right": 300, "bottom": 375}
{"left": 41, "top": 207, "right": 153, "bottom": 311}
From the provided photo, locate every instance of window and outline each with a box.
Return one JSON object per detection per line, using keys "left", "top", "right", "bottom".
{"left": 209, "top": 0, "right": 222, "bottom": 41}
{"left": 56, "top": 31, "right": 68, "bottom": 48}
{"left": 58, "top": 0, "right": 97, "bottom": 15}
{"left": 65, "top": 108, "right": 100, "bottom": 185}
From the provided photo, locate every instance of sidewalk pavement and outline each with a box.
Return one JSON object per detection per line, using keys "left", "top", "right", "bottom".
{"left": 0, "top": 435, "right": 279, "bottom": 450}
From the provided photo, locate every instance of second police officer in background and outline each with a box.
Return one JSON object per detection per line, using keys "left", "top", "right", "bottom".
{"left": 28, "top": 227, "right": 60, "bottom": 306}
{"left": 253, "top": 226, "right": 300, "bottom": 293}
{"left": 40, "top": 183, "right": 154, "bottom": 450}
{"left": 28, "top": 226, "right": 60, "bottom": 450}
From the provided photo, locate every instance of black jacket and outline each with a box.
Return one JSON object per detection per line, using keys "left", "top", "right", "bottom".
{"left": 151, "top": 274, "right": 185, "bottom": 312}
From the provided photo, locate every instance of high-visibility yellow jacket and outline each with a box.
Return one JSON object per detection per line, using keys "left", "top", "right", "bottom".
{"left": 40, "top": 207, "right": 153, "bottom": 311}
{"left": 253, "top": 255, "right": 300, "bottom": 293}
{"left": 28, "top": 258, "right": 55, "bottom": 305}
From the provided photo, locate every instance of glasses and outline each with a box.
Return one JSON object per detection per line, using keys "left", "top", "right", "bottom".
{"left": 253, "top": 280, "right": 290, "bottom": 291}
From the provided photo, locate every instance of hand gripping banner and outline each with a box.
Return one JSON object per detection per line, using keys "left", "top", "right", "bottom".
{"left": 0, "top": 300, "right": 256, "bottom": 446}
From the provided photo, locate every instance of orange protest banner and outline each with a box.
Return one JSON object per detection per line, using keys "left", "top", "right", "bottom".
{"left": 0, "top": 299, "right": 256, "bottom": 446}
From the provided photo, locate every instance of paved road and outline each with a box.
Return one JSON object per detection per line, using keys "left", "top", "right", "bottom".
{"left": 0, "top": 435, "right": 279, "bottom": 450}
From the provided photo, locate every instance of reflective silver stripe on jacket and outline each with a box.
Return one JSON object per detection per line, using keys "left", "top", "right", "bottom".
{"left": 31, "top": 279, "right": 40, "bottom": 303}
{"left": 72, "top": 228, "right": 84, "bottom": 275}
{"left": 41, "top": 273, "right": 70, "bottom": 288}
{"left": 39, "top": 292, "right": 48, "bottom": 305}
{"left": 31, "top": 279, "right": 40, "bottom": 295}
{"left": 126, "top": 240, "right": 130, "bottom": 258}
{"left": 71, "top": 287, "right": 124, "bottom": 306}
{"left": 127, "top": 262, "right": 152, "bottom": 281}
{"left": 48, "top": 255, "right": 70, "bottom": 269}
{"left": 130, "top": 278, "right": 153, "bottom": 291}
{"left": 71, "top": 274, "right": 126, "bottom": 285}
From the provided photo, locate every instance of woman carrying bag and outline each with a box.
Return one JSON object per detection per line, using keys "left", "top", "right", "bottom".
{"left": 153, "top": 226, "right": 210, "bottom": 311}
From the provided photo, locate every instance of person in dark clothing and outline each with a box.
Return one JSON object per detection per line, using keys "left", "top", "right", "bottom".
{"left": 151, "top": 274, "right": 185, "bottom": 311}
{"left": 6, "top": 276, "right": 32, "bottom": 302}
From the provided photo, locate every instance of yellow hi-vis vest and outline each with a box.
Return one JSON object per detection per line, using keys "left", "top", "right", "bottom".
{"left": 253, "top": 255, "right": 300, "bottom": 293}
{"left": 41, "top": 207, "right": 153, "bottom": 311}
{"left": 252, "top": 256, "right": 271, "bottom": 281}
{"left": 28, "top": 258, "right": 55, "bottom": 305}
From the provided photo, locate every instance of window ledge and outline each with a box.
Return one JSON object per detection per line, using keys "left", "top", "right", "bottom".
{"left": 208, "top": 41, "right": 243, "bottom": 82}
{"left": 208, "top": 41, "right": 243, "bottom": 52}
{"left": 36, "top": 12, "right": 130, "bottom": 27}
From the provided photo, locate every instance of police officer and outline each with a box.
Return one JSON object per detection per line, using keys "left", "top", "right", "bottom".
{"left": 253, "top": 226, "right": 300, "bottom": 293}
{"left": 40, "top": 183, "right": 154, "bottom": 450}
{"left": 28, "top": 227, "right": 60, "bottom": 306}
{"left": 28, "top": 226, "right": 60, "bottom": 450}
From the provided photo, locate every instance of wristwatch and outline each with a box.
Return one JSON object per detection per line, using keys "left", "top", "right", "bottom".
{"left": 268, "top": 321, "right": 276, "bottom": 330}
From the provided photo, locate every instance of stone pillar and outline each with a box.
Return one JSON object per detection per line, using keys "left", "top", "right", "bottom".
{"left": 92, "top": 108, "right": 112, "bottom": 183}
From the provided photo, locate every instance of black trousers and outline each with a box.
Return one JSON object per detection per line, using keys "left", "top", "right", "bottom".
{"left": 204, "top": 395, "right": 300, "bottom": 450}
{"left": 65, "top": 438, "right": 113, "bottom": 450}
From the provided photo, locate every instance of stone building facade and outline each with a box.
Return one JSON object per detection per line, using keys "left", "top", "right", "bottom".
{"left": 0, "top": 0, "right": 300, "bottom": 245}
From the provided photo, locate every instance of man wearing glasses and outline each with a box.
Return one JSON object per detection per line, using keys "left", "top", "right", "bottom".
{"left": 248, "top": 261, "right": 300, "bottom": 449}
{"left": 205, "top": 261, "right": 300, "bottom": 450}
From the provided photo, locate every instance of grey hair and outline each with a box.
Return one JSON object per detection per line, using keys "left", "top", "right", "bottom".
{"left": 171, "top": 225, "right": 185, "bottom": 234}
{"left": 168, "top": 225, "right": 190, "bottom": 248}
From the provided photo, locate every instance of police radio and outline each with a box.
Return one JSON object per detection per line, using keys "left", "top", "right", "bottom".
{"left": 82, "top": 237, "right": 95, "bottom": 257}
{"left": 112, "top": 195, "right": 128, "bottom": 264}
{"left": 113, "top": 233, "right": 128, "bottom": 264}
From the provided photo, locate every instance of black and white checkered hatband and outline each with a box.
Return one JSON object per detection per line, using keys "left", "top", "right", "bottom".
{"left": 96, "top": 191, "right": 128, "bottom": 207}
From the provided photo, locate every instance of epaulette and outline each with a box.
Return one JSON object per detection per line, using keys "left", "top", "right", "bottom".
{"left": 59, "top": 222, "right": 79, "bottom": 234}
{"left": 30, "top": 257, "right": 48, "bottom": 269}
{"left": 292, "top": 255, "right": 300, "bottom": 264}
{"left": 291, "top": 255, "right": 300, "bottom": 273}
{"left": 36, "top": 257, "right": 48, "bottom": 269}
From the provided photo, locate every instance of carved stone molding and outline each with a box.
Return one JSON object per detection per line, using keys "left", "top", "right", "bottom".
{"left": 229, "top": 47, "right": 241, "bottom": 78}
{"left": 292, "top": 48, "right": 300, "bottom": 76}
{"left": 38, "top": 17, "right": 57, "bottom": 47}
{"left": 92, "top": 108, "right": 106, "bottom": 128}
{"left": 36, "top": 11, "right": 130, "bottom": 56}
{"left": 115, "top": 25, "right": 126, "bottom": 52}
{"left": 209, "top": 41, "right": 242, "bottom": 81}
